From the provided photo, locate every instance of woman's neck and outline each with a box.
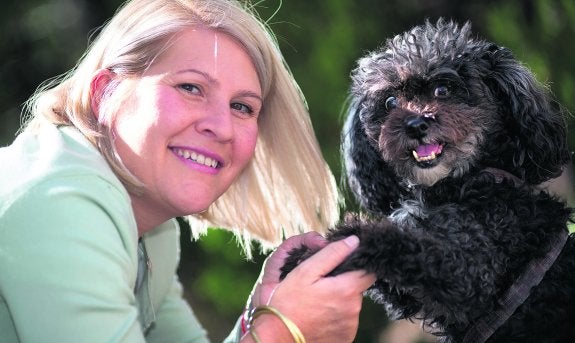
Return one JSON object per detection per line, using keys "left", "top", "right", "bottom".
{"left": 130, "top": 195, "right": 169, "bottom": 237}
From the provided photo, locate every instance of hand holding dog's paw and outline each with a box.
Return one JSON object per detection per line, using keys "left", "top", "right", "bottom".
{"left": 252, "top": 232, "right": 328, "bottom": 305}
{"left": 250, "top": 234, "right": 376, "bottom": 343}
{"left": 271, "top": 235, "right": 376, "bottom": 343}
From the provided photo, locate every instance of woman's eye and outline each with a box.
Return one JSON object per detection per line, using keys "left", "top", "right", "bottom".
{"left": 385, "top": 96, "right": 398, "bottom": 110}
{"left": 179, "top": 83, "right": 201, "bottom": 94}
{"left": 231, "top": 102, "right": 254, "bottom": 116}
{"left": 434, "top": 85, "right": 450, "bottom": 98}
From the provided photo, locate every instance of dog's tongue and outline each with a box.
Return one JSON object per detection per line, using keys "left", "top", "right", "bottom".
{"left": 416, "top": 143, "right": 442, "bottom": 157}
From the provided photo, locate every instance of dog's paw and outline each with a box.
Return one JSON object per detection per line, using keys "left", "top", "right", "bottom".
{"left": 279, "top": 245, "right": 320, "bottom": 280}
{"left": 328, "top": 212, "right": 391, "bottom": 240}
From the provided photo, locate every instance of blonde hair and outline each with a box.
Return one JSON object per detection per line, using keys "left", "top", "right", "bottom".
{"left": 23, "top": 0, "right": 340, "bottom": 253}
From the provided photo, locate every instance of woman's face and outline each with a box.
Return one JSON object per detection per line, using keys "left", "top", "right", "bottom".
{"left": 112, "top": 28, "right": 262, "bottom": 230}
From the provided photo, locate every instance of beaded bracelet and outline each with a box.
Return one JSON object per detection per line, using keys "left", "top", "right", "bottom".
{"left": 248, "top": 305, "right": 306, "bottom": 343}
{"left": 241, "top": 301, "right": 254, "bottom": 335}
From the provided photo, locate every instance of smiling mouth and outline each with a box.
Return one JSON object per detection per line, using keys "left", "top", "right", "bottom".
{"left": 173, "top": 148, "right": 220, "bottom": 169}
{"left": 412, "top": 143, "right": 443, "bottom": 164}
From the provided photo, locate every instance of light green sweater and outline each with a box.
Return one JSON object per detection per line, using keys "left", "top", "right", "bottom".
{"left": 0, "top": 125, "right": 210, "bottom": 342}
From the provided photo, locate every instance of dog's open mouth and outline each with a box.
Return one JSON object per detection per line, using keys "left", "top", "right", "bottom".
{"left": 412, "top": 143, "right": 444, "bottom": 166}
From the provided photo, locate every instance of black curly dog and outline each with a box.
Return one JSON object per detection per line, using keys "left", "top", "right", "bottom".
{"left": 281, "top": 19, "right": 575, "bottom": 343}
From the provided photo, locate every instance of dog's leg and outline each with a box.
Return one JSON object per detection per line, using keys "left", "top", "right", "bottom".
{"left": 326, "top": 213, "right": 502, "bottom": 327}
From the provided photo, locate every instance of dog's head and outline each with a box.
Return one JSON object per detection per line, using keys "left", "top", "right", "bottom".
{"left": 343, "top": 18, "right": 570, "bottom": 215}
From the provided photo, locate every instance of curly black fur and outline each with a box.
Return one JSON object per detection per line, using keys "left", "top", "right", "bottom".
{"left": 281, "top": 19, "right": 575, "bottom": 343}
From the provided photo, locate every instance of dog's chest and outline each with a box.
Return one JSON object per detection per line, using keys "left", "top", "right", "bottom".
{"left": 388, "top": 199, "right": 426, "bottom": 229}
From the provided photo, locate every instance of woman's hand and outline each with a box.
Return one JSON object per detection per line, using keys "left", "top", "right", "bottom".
{"left": 246, "top": 232, "right": 376, "bottom": 343}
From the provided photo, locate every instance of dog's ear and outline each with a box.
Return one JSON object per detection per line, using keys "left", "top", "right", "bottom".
{"left": 482, "top": 45, "right": 570, "bottom": 184}
{"left": 341, "top": 100, "right": 411, "bottom": 215}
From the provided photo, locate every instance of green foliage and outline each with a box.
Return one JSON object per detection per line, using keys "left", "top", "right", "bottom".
{"left": 191, "top": 229, "right": 261, "bottom": 314}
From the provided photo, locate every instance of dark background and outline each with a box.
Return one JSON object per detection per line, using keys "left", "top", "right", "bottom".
{"left": 2, "top": 0, "right": 574, "bottom": 342}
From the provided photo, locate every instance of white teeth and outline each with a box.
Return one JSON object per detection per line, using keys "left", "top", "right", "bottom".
{"left": 203, "top": 157, "right": 218, "bottom": 168}
{"left": 175, "top": 149, "right": 219, "bottom": 168}
{"left": 412, "top": 151, "right": 437, "bottom": 162}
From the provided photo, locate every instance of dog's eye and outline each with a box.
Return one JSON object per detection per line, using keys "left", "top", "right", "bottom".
{"left": 434, "top": 85, "right": 450, "bottom": 98}
{"left": 385, "top": 96, "right": 398, "bottom": 110}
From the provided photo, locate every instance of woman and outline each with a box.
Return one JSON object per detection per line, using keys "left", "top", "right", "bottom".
{"left": 0, "top": 0, "right": 375, "bottom": 342}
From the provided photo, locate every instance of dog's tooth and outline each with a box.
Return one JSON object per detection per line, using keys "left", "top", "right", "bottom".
{"left": 412, "top": 149, "right": 440, "bottom": 162}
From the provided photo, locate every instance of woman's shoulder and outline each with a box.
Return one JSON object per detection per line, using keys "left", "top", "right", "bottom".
{"left": 0, "top": 124, "right": 138, "bottom": 252}
{"left": 1, "top": 125, "right": 130, "bottom": 208}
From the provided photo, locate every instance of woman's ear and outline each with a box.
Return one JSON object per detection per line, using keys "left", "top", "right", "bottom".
{"left": 89, "top": 69, "right": 115, "bottom": 119}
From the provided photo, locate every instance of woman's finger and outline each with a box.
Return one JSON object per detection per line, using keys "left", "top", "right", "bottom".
{"left": 291, "top": 235, "right": 359, "bottom": 280}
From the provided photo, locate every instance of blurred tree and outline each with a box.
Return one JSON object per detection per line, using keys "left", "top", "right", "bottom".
{"left": 0, "top": 0, "right": 121, "bottom": 145}
{"left": 1, "top": 0, "right": 574, "bottom": 342}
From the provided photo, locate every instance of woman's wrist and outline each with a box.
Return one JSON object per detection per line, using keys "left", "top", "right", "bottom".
{"left": 250, "top": 305, "right": 305, "bottom": 343}
{"left": 242, "top": 308, "right": 297, "bottom": 343}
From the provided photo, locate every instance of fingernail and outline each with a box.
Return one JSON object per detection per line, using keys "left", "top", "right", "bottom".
{"left": 343, "top": 235, "right": 359, "bottom": 248}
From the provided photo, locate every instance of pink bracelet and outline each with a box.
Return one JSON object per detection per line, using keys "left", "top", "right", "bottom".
{"left": 241, "top": 309, "right": 249, "bottom": 335}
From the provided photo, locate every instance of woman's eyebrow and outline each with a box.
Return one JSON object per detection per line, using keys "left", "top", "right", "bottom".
{"left": 177, "top": 68, "right": 218, "bottom": 84}
{"left": 237, "top": 90, "right": 263, "bottom": 103}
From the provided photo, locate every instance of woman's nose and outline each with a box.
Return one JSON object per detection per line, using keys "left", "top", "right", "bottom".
{"left": 195, "top": 103, "right": 234, "bottom": 142}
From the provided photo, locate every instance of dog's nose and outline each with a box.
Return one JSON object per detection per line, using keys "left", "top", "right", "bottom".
{"left": 405, "top": 115, "right": 434, "bottom": 139}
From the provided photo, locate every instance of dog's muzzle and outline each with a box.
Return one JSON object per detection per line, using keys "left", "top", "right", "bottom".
{"left": 405, "top": 114, "right": 435, "bottom": 139}
{"left": 405, "top": 114, "right": 443, "bottom": 165}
